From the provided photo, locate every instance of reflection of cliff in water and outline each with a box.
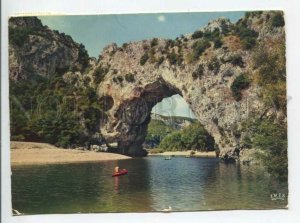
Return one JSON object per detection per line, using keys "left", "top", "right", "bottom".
{"left": 11, "top": 160, "right": 153, "bottom": 214}
{"left": 148, "top": 157, "right": 220, "bottom": 211}
{"left": 201, "top": 162, "right": 288, "bottom": 210}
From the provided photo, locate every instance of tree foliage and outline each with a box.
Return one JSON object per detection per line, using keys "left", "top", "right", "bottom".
{"left": 241, "top": 119, "right": 287, "bottom": 181}
{"left": 252, "top": 40, "right": 286, "bottom": 112}
{"left": 230, "top": 73, "right": 250, "bottom": 101}
{"left": 158, "top": 123, "right": 216, "bottom": 151}
{"left": 10, "top": 74, "right": 104, "bottom": 148}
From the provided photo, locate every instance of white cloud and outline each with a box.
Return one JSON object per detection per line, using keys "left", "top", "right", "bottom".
{"left": 157, "top": 15, "right": 165, "bottom": 22}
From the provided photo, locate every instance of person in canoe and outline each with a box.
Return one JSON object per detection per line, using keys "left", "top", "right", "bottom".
{"left": 112, "top": 166, "right": 128, "bottom": 177}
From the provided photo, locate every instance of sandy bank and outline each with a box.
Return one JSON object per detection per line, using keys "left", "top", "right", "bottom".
{"left": 148, "top": 150, "right": 217, "bottom": 158}
{"left": 10, "top": 141, "right": 131, "bottom": 166}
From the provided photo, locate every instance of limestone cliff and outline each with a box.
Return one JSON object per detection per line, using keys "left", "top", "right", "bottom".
{"left": 9, "top": 17, "right": 90, "bottom": 81}
{"left": 94, "top": 11, "right": 286, "bottom": 158}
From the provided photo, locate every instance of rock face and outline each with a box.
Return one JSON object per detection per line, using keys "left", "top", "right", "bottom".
{"left": 94, "top": 11, "right": 285, "bottom": 157}
{"left": 9, "top": 12, "right": 286, "bottom": 160}
{"left": 9, "top": 17, "right": 89, "bottom": 81}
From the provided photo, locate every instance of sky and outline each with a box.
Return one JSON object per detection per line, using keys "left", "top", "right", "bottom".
{"left": 39, "top": 11, "right": 245, "bottom": 117}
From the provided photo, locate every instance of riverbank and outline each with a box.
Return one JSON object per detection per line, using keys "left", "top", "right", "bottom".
{"left": 10, "top": 141, "right": 131, "bottom": 166}
{"left": 148, "top": 150, "right": 217, "bottom": 158}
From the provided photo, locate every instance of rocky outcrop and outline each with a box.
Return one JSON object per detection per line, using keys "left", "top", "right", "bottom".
{"left": 94, "top": 11, "right": 285, "bottom": 158}
{"left": 9, "top": 17, "right": 89, "bottom": 81}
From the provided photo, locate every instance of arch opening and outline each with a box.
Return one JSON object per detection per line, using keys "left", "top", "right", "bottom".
{"left": 102, "top": 80, "right": 217, "bottom": 157}
{"left": 144, "top": 94, "right": 217, "bottom": 154}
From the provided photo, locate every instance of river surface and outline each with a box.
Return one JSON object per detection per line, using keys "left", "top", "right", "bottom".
{"left": 11, "top": 157, "right": 288, "bottom": 214}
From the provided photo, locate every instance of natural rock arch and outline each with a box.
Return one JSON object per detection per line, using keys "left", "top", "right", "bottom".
{"left": 96, "top": 39, "right": 262, "bottom": 158}
{"left": 90, "top": 12, "right": 284, "bottom": 159}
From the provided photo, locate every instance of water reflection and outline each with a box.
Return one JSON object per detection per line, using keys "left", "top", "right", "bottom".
{"left": 11, "top": 157, "right": 287, "bottom": 214}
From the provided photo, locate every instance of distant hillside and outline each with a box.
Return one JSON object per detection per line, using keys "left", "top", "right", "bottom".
{"left": 145, "top": 114, "right": 199, "bottom": 149}
{"left": 151, "top": 113, "right": 197, "bottom": 130}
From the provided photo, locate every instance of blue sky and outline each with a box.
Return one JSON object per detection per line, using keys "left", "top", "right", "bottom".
{"left": 39, "top": 11, "right": 245, "bottom": 117}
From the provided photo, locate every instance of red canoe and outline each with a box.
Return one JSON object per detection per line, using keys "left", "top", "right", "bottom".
{"left": 112, "top": 169, "right": 128, "bottom": 177}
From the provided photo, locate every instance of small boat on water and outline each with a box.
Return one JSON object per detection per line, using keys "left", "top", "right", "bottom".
{"left": 112, "top": 169, "right": 128, "bottom": 177}
{"left": 164, "top": 156, "right": 172, "bottom": 160}
{"left": 185, "top": 155, "right": 191, "bottom": 158}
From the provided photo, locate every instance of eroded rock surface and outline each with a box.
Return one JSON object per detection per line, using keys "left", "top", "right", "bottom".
{"left": 94, "top": 11, "right": 285, "bottom": 158}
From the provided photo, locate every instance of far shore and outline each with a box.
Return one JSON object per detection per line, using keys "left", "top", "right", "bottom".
{"left": 148, "top": 150, "right": 217, "bottom": 158}
{"left": 10, "top": 141, "right": 131, "bottom": 166}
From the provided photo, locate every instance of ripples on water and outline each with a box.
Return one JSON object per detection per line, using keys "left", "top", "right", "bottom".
{"left": 11, "top": 157, "right": 288, "bottom": 214}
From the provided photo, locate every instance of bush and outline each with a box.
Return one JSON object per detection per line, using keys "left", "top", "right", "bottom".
{"left": 165, "top": 39, "right": 175, "bottom": 49}
{"left": 271, "top": 13, "right": 285, "bottom": 27}
{"left": 192, "top": 64, "right": 204, "bottom": 80}
{"left": 116, "top": 76, "right": 124, "bottom": 83}
{"left": 191, "top": 40, "right": 211, "bottom": 60}
{"left": 9, "top": 27, "right": 39, "bottom": 47}
{"left": 252, "top": 42, "right": 286, "bottom": 112}
{"left": 78, "top": 43, "right": 90, "bottom": 71}
{"left": 93, "top": 65, "right": 109, "bottom": 84}
{"left": 208, "top": 57, "right": 220, "bottom": 74}
{"left": 242, "top": 119, "right": 287, "bottom": 181}
{"left": 156, "top": 56, "right": 164, "bottom": 67}
{"left": 227, "top": 54, "right": 244, "bottom": 67}
{"left": 150, "top": 38, "right": 159, "bottom": 47}
{"left": 167, "top": 50, "right": 182, "bottom": 65}
{"left": 213, "top": 37, "right": 223, "bottom": 49}
{"left": 203, "top": 29, "right": 221, "bottom": 41}
{"left": 234, "top": 22, "right": 258, "bottom": 50}
{"left": 158, "top": 123, "right": 216, "bottom": 151}
{"left": 140, "top": 52, "right": 149, "bottom": 65}
{"left": 125, "top": 73, "right": 135, "bottom": 82}
{"left": 192, "top": 30, "right": 204, "bottom": 39}
{"left": 230, "top": 73, "right": 250, "bottom": 101}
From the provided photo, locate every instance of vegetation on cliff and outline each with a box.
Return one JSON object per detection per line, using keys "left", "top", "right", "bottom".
{"left": 241, "top": 119, "right": 287, "bottom": 181}
{"left": 10, "top": 74, "right": 105, "bottom": 148}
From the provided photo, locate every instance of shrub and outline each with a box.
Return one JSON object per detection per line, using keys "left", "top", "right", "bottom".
{"left": 150, "top": 38, "right": 159, "bottom": 47}
{"left": 227, "top": 54, "right": 244, "bottom": 67}
{"left": 192, "top": 64, "right": 204, "bottom": 80}
{"left": 191, "top": 40, "right": 211, "bottom": 60}
{"left": 78, "top": 43, "right": 90, "bottom": 70}
{"left": 192, "top": 30, "right": 204, "bottom": 39}
{"left": 252, "top": 42, "right": 286, "bottom": 112}
{"left": 93, "top": 65, "right": 109, "bottom": 84}
{"left": 220, "top": 20, "right": 231, "bottom": 35}
{"left": 230, "top": 73, "right": 250, "bottom": 101}
{"left": 167, "top": 50, "right": 182, "bottom": 65}
{"left": 140, "top": 52, "right": 149, "bottom": 65}
{"left": 125, "top": 73, "right": 135, "bottom": 82}
{"left": 116, "top": 76, "right": 124, "bottom": 83}
{"left": 213, "top": 37, "right": 223, "bottom": 49}
{"left": 9, "top": 26, "right": 39, "bottom": 47}
{"left": 271, "top": 13, "right": 285, "bottom": 27}
{"left": 241, "top": 119, "right": 287, "bottom": 181}
{"left": 83, "top": 76, "right": 91, "bottom": 86}
{"left": 165, "top": 39, "right": 175, "bottom": 49}
{"left": 208, "top": 57, "right": 220, "bottom": 74}
{"left": 234, "top": 22, "right": 258, "bottom": 50}
{"left": 156, "top": 56, "right": 164, "bottom": 67}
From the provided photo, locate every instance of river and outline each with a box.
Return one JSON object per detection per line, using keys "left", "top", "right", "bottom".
{"left": 11, "top": 157, "right": 287, "bottom": 214}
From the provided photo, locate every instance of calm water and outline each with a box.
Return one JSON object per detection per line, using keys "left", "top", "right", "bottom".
{"left": 11, "top": 157, "right": 287, "bottom": 214}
